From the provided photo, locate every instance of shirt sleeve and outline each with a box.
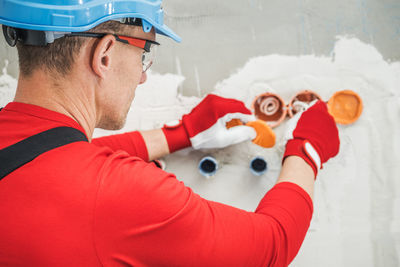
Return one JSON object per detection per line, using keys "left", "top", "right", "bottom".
{"left": 94, "top": 153, "right": 313, "bottom": 267}
{"left": 91, "top": 131, "right": 149, "bottom": 162}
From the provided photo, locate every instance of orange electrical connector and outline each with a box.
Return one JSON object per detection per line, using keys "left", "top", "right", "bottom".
{"left": 252, "top": 93, "right": 287, "bottom": 128}
{"left": 246, "top": 120, "right": 276, "bottom": 148}
{"left": 226, "top": 118, "right": 243, "bottom": 129}
{"left": 226, "top": 119, "right": 276, "bottom": 148}
{"left": 327, "top": 90, "right": 363, "bottom": 124}
{"left": 288, "top": 90, "right": 322, "bottom": 117}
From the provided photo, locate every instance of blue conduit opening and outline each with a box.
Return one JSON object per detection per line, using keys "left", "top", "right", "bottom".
{"left": 250, "top": 156, "right": 268, "bottom": 176}
{"left": 198, "top": 156, "right": 218, "bottom": 178}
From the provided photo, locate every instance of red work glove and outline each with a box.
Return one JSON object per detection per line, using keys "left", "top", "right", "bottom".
{"left": 162, "top": 94, "right": 257, "bottom": 152}
{"left": 283, "top": 100, "right": 340, "bottom": 178}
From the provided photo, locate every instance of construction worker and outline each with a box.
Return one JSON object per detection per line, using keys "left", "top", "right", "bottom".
{"left": 0, "top": 0, "right": 339, "bottom": 266}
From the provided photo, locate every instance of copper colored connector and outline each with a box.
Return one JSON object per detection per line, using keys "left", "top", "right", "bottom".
{"left": 288, "top": 90, "right": 322, "bottom": 117}
{"left": 251, "top": 93, "right": 287, "bottom": 128}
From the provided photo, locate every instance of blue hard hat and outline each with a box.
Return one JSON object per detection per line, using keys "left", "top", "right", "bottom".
{"left": 0, "top": 0, "right": 181, "bottom": 42}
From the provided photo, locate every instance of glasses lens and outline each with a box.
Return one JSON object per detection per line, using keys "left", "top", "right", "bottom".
{"left": 142, "top": 45, "right": 157, "bottom": 72}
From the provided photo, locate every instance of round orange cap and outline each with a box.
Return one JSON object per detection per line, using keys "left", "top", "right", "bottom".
{"left": 246, "top": 120, "right": 276, "bottom": 148}
{"left": 328, "top": 90, "right": 363, "bottom": 124}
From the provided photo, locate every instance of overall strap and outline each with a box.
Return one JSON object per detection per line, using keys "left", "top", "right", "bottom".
{"left": 0, "top": 127, "right": 88, "bottom": 180}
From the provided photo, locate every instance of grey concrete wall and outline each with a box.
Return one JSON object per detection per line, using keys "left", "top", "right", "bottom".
{"left": 1, "top": 0, "right": 399, "bottom": 95}
{"left": 156, "top": 0, "right": 400, "bottom": 96}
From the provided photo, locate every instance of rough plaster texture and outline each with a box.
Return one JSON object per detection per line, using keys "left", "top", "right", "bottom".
{"left": 157, "top": 0, "right": 400, "bottom": 96}
{"left": 1, "top": 0, "right": 400, "bottom": 95}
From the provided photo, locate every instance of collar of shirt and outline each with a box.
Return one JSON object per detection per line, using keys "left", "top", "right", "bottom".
{"left": 2, "top": 102, "right": 88, "bottom": 139}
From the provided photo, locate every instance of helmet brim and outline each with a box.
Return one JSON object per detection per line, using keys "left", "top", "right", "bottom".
{"left": 154, "top": 23, "right": 181, "bottom": 43}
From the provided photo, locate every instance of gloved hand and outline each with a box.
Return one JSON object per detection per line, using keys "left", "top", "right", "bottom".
{"left": 283, "top": 100, "right": 340, "bottom": 177}
{"left": 162, "top": 94, "right": 257, "bottom": 152}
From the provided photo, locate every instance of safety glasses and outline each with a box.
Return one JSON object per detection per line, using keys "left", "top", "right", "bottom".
{"left": 66, "top": 32, "right": 160, "bottom": 72}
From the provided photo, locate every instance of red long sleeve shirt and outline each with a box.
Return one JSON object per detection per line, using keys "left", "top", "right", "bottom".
{"left": 0, "top": 102, "right": 313, "bottom": 267}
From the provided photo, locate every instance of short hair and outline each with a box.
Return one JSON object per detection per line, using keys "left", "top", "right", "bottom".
{"left": 16, "top": 21, "right": 133, "bottom": 77}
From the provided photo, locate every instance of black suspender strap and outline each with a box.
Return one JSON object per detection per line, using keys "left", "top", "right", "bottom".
{"left": 0, "top": 127, "right": 88, "bottom": 181}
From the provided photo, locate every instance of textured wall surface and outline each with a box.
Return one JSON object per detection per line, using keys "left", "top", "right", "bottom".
{"left": 1, "top": 0, "right": 400, "bottom": 94}
{"left": 156, "top": 0, "right": 400, "bottom": 95}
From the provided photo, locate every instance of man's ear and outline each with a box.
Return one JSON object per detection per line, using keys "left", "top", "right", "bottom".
{"left": 91, "top": 35, "right": 117, "bottom": 78}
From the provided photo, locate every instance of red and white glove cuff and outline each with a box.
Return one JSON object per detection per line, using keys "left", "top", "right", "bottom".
{"left": 283, "top": 139, "right": 322, "bottom": 178}
{"left": 162, "top": 120, "right": 191, "bottom": 153}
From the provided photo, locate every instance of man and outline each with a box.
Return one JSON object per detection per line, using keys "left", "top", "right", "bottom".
{"left": 0, "top": 0, "right": 339, "bottom": 266}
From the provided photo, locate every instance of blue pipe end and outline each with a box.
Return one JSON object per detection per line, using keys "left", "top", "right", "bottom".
{"left": 250, "top": 156, "right": 268, "bottom": 176}
{"left": 198, "top": 156, "right": 218, "bottom": 178}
